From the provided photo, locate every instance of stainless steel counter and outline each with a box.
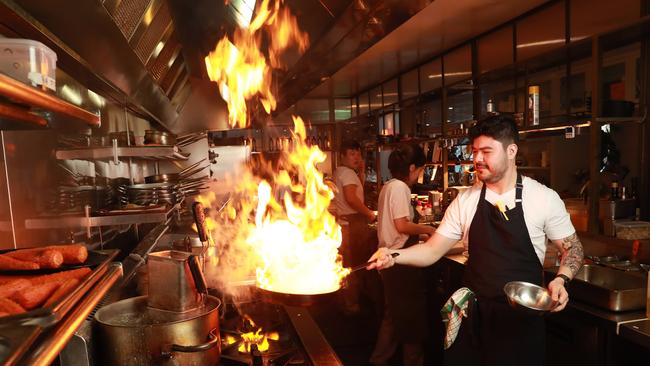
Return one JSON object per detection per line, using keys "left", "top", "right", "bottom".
{"left": 620, "top": 319, "right": 650, "bottom": 349}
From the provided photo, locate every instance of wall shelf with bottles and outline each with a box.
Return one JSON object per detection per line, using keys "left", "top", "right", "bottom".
{"left": 427, "top": 160, "right": 473, "bottom": 166}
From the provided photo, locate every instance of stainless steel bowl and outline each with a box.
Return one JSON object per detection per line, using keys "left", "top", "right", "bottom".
{"left": 504, "top": 281, "right": 557, "bottom": 314}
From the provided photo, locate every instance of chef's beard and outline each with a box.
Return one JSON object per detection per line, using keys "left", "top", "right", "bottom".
{"left": 475, "top": 160, "right": 507, "bottom": 184}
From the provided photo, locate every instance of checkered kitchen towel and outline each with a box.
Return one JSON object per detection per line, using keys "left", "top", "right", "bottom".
{"left": 440, "top": 287, "right": 474, "bottom": 350}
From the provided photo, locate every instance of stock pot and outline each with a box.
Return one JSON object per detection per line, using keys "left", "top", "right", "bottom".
{"left": 94, "top": 295, "right": 221, "bottom": 366}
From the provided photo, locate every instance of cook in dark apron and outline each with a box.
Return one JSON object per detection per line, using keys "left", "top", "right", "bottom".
{"left": 444, "top": 173, "right": 544, "bottom": 366}
{"left": 370, "top": 235, "right": 428, "bottom": 366}
{"left": 339, "top": 213, "right": 380, "bottom": 314}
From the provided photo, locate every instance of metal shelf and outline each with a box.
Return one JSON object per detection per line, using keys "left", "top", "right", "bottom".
{"left": 24, "top": 205, "right": 178, "bottom": 230}
{"left": 0, "top": 73, "right": 100, "bottom": 128}
{"left": 55, "top": 145, "right": 190, "bottom": 161}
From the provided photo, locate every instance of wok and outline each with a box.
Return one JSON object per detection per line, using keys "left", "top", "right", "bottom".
{"left": 254, "top": 253, "right": 399, "bottom": 307}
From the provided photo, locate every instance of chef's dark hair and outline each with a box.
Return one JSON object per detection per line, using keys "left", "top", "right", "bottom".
{"left": 339, "top": 140, "right": 361, "bottom": 155}
{"left": 388, "top": 144, "right": 426, "bottom": 181}
{"left": 469, "top": 114, "right": 519, "bottom": 146}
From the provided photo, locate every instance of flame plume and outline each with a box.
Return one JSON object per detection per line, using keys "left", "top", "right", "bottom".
{"left": 205, "top": 0, "right": 309, "bottom": 128}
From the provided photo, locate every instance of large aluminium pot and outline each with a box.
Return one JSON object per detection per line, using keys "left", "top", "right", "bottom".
{"left": 94, "top": 295, "right": 221, "bottom": 366}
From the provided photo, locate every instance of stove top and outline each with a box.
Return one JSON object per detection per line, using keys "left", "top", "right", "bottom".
{"left": 218, "top": 301, "right": 341, "bottom": 366}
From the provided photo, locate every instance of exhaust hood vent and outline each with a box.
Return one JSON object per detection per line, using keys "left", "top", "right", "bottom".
{"left": 147, "top": 33, "right": 180, "bottom": 81}
{"left": 109, "top": 0, "right": 153, "bottom": 41}
{"left": 132, "top": 2, "right": 172, "bottom": 64}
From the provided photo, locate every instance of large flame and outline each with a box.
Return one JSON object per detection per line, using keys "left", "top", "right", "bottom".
{"left": 251, "top": 116, "right": 348, "bottom": 294}
{"left": 204, "top": 116, "right": 348, "bottom": 295}
{"left": 204, "top": 0, "right": 309, "bottom": 128}
{"left": 200, "top": 0, "right": 345, "bottom": 296}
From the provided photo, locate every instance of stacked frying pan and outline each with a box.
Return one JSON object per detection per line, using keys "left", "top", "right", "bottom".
{"left": 126, "top": 159, "right": 210, "bottom": 206}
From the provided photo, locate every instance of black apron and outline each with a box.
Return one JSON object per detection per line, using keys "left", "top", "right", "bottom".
{"left": 339, "top": 213, "right": 377, "bottom": 267}
{"left": 380, "top": 235, "right": 428, "bottom": 343}
{"left": 444, "top": 173, "right": 545, "bottom": 366}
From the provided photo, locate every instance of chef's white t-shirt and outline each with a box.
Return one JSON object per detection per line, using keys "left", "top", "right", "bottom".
{"left": 436, "top": 176, "right": 576, "bottom": 264}
{"left": 377, "top": 179, "right": 415, "bottom": 249}
{"left": 333, "top": 166, "right": 364, "bottom": 217}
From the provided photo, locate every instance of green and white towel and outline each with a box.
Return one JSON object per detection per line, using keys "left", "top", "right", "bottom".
{"left": 440, "top": 287, "right": 474, "bottom": 350}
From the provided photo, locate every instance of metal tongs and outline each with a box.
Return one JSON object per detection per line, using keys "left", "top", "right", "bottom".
{"left": 349, "top": 252, "right": 400, "bottom": 273}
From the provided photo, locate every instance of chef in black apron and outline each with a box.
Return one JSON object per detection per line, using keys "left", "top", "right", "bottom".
{"left": 443, "top": 172, "right": 544, "bottom": 366}
{"left": 367, "top": 115, "right": 584, "bottom": 366}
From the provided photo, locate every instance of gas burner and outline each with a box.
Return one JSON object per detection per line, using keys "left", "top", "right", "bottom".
{"left": 218, "top": 303, "right": 310, "bottom": 366}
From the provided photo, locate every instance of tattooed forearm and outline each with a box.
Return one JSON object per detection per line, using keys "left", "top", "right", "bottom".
{"left": 559, "top": 233, "right": 584, "bottom": 277}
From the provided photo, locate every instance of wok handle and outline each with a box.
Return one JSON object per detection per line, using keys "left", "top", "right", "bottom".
{"left": 168, "top": 328, "right": 220, "bottom": 353}
{"left": 188, "top": 254, "right": 208, "bottom": 294}
{"left": 350, "top": 252, "right": 399, "bottom": 273}
{"left": 192, "top": 202, "right": 209, "bottom": 243}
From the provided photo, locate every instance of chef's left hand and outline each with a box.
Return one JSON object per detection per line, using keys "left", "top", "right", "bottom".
{"left": 548, "top": 277, "right": 569, "bottom": 312}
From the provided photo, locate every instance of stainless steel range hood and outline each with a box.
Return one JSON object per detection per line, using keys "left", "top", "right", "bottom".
{"left": 0, "top": 0, "right": 437, "bottom": 133}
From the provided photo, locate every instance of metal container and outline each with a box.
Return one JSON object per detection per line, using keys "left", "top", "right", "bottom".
{"left": 94, "top": 295, "right": 221, "bottom": 366}
{"left": 147, "top": 251, "right": 203, "bottom": 312}
{"left": 546, "top": 265, "right": 647, "bottom": 312}
{"left": 144, "top": 130, "right": 177, "bottom": 146}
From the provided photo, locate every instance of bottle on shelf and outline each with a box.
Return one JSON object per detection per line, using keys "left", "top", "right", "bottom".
{"left": 324, "top": 131, "right": 331, "bottom": 150}
{"left": 528, "top": 85, "right": 540, "bottom": 126}
{"left": 268, "top": 137, "right": 275, "bottom": 152}
{"left": 486, "top": 98, "right": 496, "bottom": 115}
{"left": 251, "top": 137, "right": 257, "bottom": 152}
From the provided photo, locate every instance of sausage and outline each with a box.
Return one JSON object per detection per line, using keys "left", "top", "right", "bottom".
{"left": 12, "top": 282, "right": 59, "bottom": 309}
{"left": 0, "top": 279, "right": 31, "bottom": 298}
{"left": 44, "top": 244, "right": 88, "bottom": 265}
{"left": 0, "top": 297, "right": 26, "bottom": 314}
{"left": 6, "top": 249, "right": 63, "bottom": 269}
{"left": 30, "top": 267, "right": 91, "bottom": 285}
{"left": 0, "top": 255, "right": 39, "bottom": 270}
{"left": 43, "top": 278, "right": 79, "bottom": 307}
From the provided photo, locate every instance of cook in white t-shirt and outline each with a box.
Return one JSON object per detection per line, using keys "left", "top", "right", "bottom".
{"left": 436, "top": 175, "right": 575, "bottom": 264}
{"left": 376, "top": 178, "right": 415, "bottom": 250}
{"left": 333, "top": 165, "right": 365, "bottom": 217}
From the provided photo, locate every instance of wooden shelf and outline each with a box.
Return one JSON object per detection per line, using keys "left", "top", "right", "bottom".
{"left": 0, "top": 73, "right": 100, "bottom": 128}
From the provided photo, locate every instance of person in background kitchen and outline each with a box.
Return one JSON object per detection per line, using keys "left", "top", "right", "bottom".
{"left": 368, "top": 115, "right": 584, "bottom": 366}
{"left": 333, "top": 140, "right": 377, "bottom": 315}
{"left": 369, "top": 144, "right": 436, "bottom": 366}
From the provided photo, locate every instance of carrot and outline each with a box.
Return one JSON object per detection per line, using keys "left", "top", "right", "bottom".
{"left": 36, "top": 250, "right": 64, "bottom": 269}
{"left": 30, "top": 267, "right": 91, "bottom": 285}
{"left": 12, "top": 282, "right": 59, "bottom": 309}
{"left": 44, "top": 244, "right": 87, "bottom": 265}
{"left": 0, "top": 312, "right": 8, "bottom": 317}
{"left": 0, "top": 297, "right": 26, "bottom": 314}
{"left": 0, "top": 255, "right": 39, "bottom": 271}
{"left": 0, "top": 279, "right": 31, "bottom": 298}
{"left": 6, "top": 249, "right": 63, "bottom": 269}
{"left": 43, "top": 278, "right": 79, "bottom": 307}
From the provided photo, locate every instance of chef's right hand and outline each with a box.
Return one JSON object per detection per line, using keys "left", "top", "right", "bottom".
{"left": 367, "top": 247, "right": 398, "bottom": 270}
